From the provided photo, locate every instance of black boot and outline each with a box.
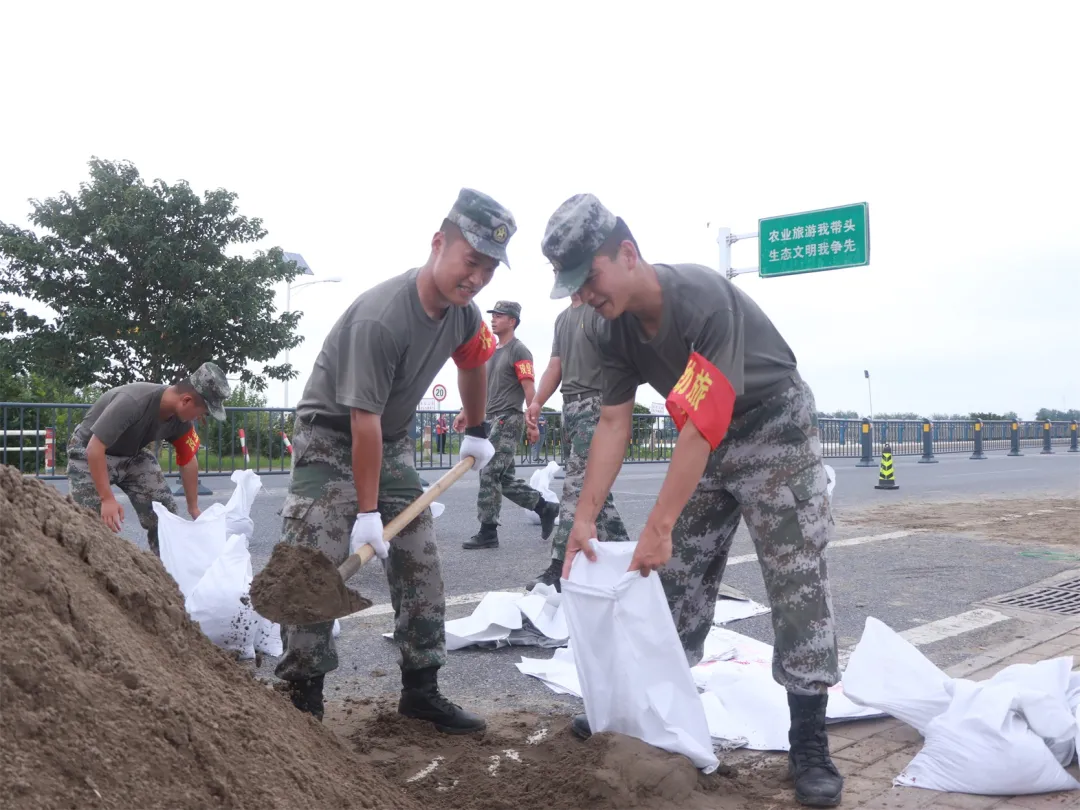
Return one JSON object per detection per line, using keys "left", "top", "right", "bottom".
{"left": 570, "top": 713, "right": 591, "bottom": 739}
{"left": 535, "top": 500, "right": 559, "bottom": 540}
{"left": 787, "top": 692, "right": 843, "bottom": 807}
{"left": 527, "top": 558, "right": 563, "bottom": 593}
{"left": 463, "top": 522, "right": 499, "bottom": 549}
{"left": 399, "top": 666, "right": 487, "bottom": 734}
{"left": 287, "top": 675, "right": 325, "bottom": 721}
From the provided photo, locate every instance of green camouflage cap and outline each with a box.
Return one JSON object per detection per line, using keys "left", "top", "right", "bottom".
{"left": 486, "top": 300, "right": 521, "bottom": 320}
{"left": 189, "top": 361, "right": 230, "bottom": 421}
{"left": 446, "top": 187, "right": 517, "bottom": 268}
{"left": 541, "top": 193, "right": 619, "bottom": 299}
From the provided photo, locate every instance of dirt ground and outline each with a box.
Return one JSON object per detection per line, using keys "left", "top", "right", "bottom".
{"left": 324, "top": 697, "right": 803, "bottom": 810}
{"left": 840, "top": 496, "right": 1080, "bottom": 547}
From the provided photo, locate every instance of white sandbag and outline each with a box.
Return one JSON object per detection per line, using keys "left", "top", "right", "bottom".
{"left": 842, "top": 616, "right": 952, "bottom": 734}
{"left": 987, "top": 658, "right": 1076, "bottom": 766}
{"left": 154, "top": 501, "right": 230, "bottom": 598}
{"left": 422, "top": 487, "right": 445, "bottom": 518}
{"left": 525, "top": 462, "right": 561, "bottom": 525}
{"left": 186, "top": 534, "right": 257, "bottom": 657}
{"left": 896, "top": 678, "right": 1080, "bottom": 794}
{"left": 223, "top": 469, "right": 262, "bottom": 539}
{"left": 824, "top": 464, "right": 836, "bottom": 498}
{"left": 561, "top": 539, "right": 719, "bottom": 773}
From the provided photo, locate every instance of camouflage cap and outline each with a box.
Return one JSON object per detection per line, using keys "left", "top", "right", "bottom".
{"left": 189, "top": 361, "right": 230, "bottom": 421}
{"left": 446, "top": 188, "right": 517, "bottom": 268}
{"left": 486, "top": 300, "right": 522, "bottom": 320}
{"left": 541, "top": 193, "right": 618, "bottom": 299}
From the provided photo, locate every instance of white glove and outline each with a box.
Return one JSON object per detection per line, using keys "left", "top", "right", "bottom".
{"left": 350, "top": 512, "right": 388, "bottom": 559}
{"left": 459, "top": 435, "right": 495, "bottom": 471}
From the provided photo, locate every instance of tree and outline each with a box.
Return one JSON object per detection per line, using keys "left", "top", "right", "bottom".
{"left": 1036, "top": 408, "right": 1080, "bottom": 421}
{"left": 0, "top": 157, "right": 305, "bottom": 393}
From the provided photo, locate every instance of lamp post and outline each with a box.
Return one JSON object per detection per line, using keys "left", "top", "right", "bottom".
{"left": 281, "top": 252, "right": 341, "bottom": 408}
{"left": 864, "top": 369, "right": 873, "bottom": 422}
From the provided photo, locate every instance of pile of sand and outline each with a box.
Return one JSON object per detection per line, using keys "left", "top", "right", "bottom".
{"left": 0, "top": 465, "right": 419, "bottom": 810}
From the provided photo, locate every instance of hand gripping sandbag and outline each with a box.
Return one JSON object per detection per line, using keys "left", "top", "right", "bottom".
{"left": 561, "top": 540, "right": 719, "bottom": 773}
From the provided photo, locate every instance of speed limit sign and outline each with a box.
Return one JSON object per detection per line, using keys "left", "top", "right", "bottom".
{"left": 432, "top": 384, "right": 447, "bottom": 402}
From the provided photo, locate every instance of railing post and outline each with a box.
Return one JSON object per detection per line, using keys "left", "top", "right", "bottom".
{"left": 1070, "top": 421, "right": 1079, "bottom": 453}
{"left": 918, "top": 418, "right": 937, "bottom": 463}
{"left": 44, "top": 427, "right": 55, "bottom": 475}
{"left": 970, "top": 419, "right": 986, "bottom": 460}
{"left": 1008, "top": 420, "right": 1023, "bottom": 457}
{"left": 857, "top": 418, "right": 875, "bottom": 466}
{"left": 1041, "top": 419, "right": 1054, "bottom": 454}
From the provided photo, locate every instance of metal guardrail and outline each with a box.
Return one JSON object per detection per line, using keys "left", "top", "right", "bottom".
{"left": 3, "top": 402, "right": 1077, "bottom": 479}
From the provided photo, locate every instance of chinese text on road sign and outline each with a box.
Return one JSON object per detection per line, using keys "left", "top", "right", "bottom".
{"left": 758, "top": 202, "right": 869, "bottom": 278}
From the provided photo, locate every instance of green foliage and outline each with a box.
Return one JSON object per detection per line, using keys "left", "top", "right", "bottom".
{"left": 1036, "top": 408, "right": 1080, "bottom": 421}
{"left": 0, "top": 157, "right": 305, "bottom": 393}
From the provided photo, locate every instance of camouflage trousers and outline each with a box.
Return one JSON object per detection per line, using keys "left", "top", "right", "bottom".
{"left": 660, "top": 374, "right": 840, "bottom": 696}
{"left": 66, "top": 439, "right": 178, "bottom": 557}
{"left": 550, "top": 394, "right": 629, "bottom": 561}
{"left": 274, "top": 421, "right": 444, "bottom": 682}
{"left": 476, "top": 411, "right": 542, "bottom": 525}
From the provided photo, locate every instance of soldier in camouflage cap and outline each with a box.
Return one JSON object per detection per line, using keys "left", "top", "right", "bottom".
{"left": 541, "top": 193, "right": 846, "bottom": 806}
{"left": 66, "top": 362, "right": 231, "bottom": 556}
{"left": 445, "top": 188, "right": 517, "bottom": 268}
{"left": 278, "top": 187, "right": 510, "bottom": 734}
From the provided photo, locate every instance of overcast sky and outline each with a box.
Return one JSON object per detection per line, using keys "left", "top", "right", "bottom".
{"left": 3, "top": 1, "right": 1077, "bottom": 420}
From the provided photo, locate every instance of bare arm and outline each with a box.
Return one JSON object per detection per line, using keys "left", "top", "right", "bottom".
{"left": 572, "top": 399, "right": 634, "bottom": 525}
{"left": 86, "top": 435, "right": 117, "bottom": 503}
{"left": 179, "top": 458, "right": 200, "bottom": 514}
{"left": 532, "top": 357, "right": 562, "bottom": 411}
{"left": 645, "top": 419, "right": 711, "bottom": 535}
{"left": 457, "top": 364, "right": 487, "bottom": 427}
{"left": 522, "top": 378, "right": 537, "bottom": 408}
{"left": 350, "top": 409, "right": 382, "bottom": 512}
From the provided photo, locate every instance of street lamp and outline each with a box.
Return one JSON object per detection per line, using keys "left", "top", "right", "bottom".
{"left": 281, "top": 252, "right": 341, "bottom": 408}
{"left": 864, "top": 369, "right": 874, "bottom": 422}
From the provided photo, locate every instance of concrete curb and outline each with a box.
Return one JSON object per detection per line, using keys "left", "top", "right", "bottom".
{"left": 944, "top": 616, "right": 1080, "bottom": 679}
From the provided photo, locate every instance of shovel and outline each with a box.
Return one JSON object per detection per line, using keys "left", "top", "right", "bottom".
{"left": 250, "top": 456, "right": 475, "bottom": 626}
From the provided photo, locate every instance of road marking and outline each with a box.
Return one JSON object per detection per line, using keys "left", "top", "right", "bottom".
{"left": 838, "top": 608, "right": 1012, "bottom": 669}
{"left": 944, "top": 468, "right": 1036, "bottom": 477}
{"left": 344, "top": 530, "right": 919, "bottom": 620}
{"left": 726, "top": 530, "right": 922, "bottom": 567}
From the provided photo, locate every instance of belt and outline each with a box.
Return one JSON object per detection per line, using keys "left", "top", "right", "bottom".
{"left": 563, "top": 391, "right": 601, "bottom": 404}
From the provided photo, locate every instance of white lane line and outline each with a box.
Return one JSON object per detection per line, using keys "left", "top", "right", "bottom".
{"left": 838, "top": 608, "right": 1011, "bottom": 669}
{"left": 725, "top": 530, "right": 922, "bottom": 567}
{"left": 342, "top": 530, "right": 919, "bottom": 621}
{"left": 897, "top": 608, "right": 1011, "bottom": 647}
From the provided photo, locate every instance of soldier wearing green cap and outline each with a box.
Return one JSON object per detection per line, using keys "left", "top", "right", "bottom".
{"left": 66, "top": 361, "right": 231, "bottom": 556}
{"left": 278, "top": 187, "right": 510, "bottom": 734}
{"left": 459, "top": 299, "right": 560, "bottom": 550}
{"left": 541, "top": 193, "right": 844, "bottom": 807}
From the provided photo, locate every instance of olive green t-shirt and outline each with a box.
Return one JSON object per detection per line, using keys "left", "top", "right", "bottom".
{"left": 600, "top": 263, "right": 798, "bottom": 413}
{"left": 485, "top": 337, "right": 534, "bottom": 416}
{"left": 296, "top": 267, "right": 488, "bottom": 441}
{"left": 71, "top": 383, "right": 192, "bottom": 456}
{"left": 551, "top": 302, "right": 605, "bottom": 397}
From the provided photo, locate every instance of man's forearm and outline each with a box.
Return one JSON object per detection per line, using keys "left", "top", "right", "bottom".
{"left": 522, "top": 379, "right": 537, "bottom": 408}
{"left": 457, "top": 365, "right": 487, "bottom": 427}
{"left": 533, "top": 361, "right": 561, "bottom": 410}
{"left": 645, "top": 421, "right": 712, "bottom": 534}
{"left": 573, "top": 405, "right": 632, "bottom": 525}
{"left": 350, "top": 410, "right": 383, "bottom": 512}
{"left": 180, "top": 459, "right": 200, "bottom": 510}
{"left": 86, "top": 438, "right": 116, "bottom": 502}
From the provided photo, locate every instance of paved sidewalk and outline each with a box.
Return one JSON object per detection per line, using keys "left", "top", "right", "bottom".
{"left": 721, "top": 618, "right": 1080, "bottom": 808}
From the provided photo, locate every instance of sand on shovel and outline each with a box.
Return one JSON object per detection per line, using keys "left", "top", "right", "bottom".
{"left": 0, "top": 464, "right": 417, "bottom": 810}
{"left": 250, "top": 542, "right": 373, "bottom": 625}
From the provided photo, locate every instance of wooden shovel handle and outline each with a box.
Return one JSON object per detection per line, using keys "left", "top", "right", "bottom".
{"left": 337, "top": 455, "right": 476, "bottom": 582}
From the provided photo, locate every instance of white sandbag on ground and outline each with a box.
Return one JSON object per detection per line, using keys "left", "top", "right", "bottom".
{"left": 561, "top": 539, "right": 719, "bottom": 773}
{"left": 525, "top": 461, "right": 560, "bottom": 526}
{"left": 843, "top": 616, "right": 1080, "bottom": 794}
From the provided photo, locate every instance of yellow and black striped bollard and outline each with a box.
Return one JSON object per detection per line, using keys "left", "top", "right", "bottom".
{"left": 874, "top": 443, "right": 899, "bottom": 490}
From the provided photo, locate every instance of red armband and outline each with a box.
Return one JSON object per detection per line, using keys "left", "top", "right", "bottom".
{"left": 665, "top": 352, "right": 736, "bottom": 450}
{"left": 171, "top": 426, "right": 201, "bottom": 466}
{"left": 452, "top": 323, "right": 496, "bottom": 370}
{"left": 514, "top": 359, "right": 535, "bottom": 382}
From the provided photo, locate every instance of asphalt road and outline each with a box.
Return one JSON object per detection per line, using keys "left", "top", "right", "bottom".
{"left": 44, "top": 448, "right": 1080, "bottom": 716}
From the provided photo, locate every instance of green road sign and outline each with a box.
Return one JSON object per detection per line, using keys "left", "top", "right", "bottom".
{"left": 758, "top": 202, "right": 869, "bottom": 278}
